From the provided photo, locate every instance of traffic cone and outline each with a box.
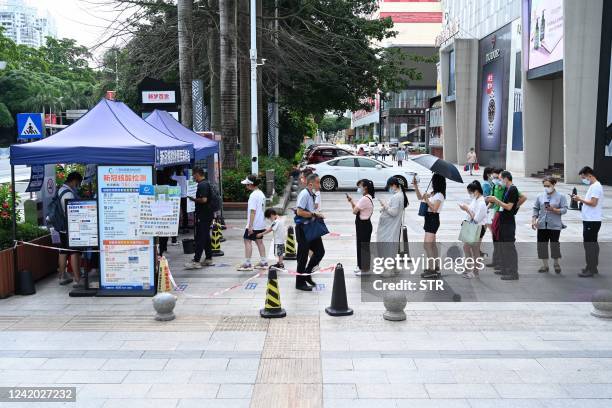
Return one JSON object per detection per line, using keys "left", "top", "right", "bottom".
{"left": 325, "top": 263, "right": 353, "bottom": 316}
{"left": 260, "top": 267, "right": 286, "bottom": 318}
{"left": 399, "top": 225, "right": 410, "bottom": 257}
{"left": 215, "top": 219, "right": 226, "bottom": 242}
{"left": 211, "top": 222, "right": 224, "bottom": 257}
{"left": 284, "top": 226, "right": 297, "bottom": 260}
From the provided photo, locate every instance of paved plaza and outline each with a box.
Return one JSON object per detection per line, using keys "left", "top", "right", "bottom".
{"left": 1, "top": 160, "right": 611, "bottom": 407}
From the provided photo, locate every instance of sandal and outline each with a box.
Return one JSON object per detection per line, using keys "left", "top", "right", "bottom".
{"left": 554, "top": 265, "right": 561, "bottom": 274}
{"left": 538, "top": 266, "right": 549, "bottom": 273}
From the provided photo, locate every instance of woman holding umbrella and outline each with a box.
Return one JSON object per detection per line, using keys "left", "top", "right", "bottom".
{"left": 413, "top": 174, "right": 446, "bottom": 279}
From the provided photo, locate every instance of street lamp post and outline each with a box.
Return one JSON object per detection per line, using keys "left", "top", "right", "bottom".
{"left": 250, "top": 0, "right": 259, "bottom": 175}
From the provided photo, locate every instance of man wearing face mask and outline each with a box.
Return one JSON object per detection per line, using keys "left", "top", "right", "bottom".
{"left": 294, "top": 173, "right": 325, "bottom": 291}
{"left": 572, "top": 167, "right": 604, "bottom": 277}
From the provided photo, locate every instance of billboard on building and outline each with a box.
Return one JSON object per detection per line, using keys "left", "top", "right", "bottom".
{"left": 523, "top": 0, "right": 564, "bottom": 72}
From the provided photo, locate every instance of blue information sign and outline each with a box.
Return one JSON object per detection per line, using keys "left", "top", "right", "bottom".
{"left": 17, "top": 113, "right": 44, "bottom": 140}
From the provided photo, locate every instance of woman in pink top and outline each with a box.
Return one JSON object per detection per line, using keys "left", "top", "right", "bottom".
{"left": 347, "top": 179, "right": 375, "bottom": 275}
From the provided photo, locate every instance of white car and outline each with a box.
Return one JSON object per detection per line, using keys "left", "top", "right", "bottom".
{"left": 309, "top": 155, "right": 418, "bottom": 191}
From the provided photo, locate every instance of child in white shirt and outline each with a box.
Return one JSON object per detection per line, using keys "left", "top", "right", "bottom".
{"left": 257, "top": 208, "right": 287, "bottom": 268}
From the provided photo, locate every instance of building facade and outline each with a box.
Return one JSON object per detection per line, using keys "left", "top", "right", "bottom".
{"left": 351, "top": 0, "right": 442, "bottom": 143}
{"left": 0, "top": 0, "right": 56, "bottom": 48}
{"left": 439, "top": 0, "right": 607, "bottom": 183}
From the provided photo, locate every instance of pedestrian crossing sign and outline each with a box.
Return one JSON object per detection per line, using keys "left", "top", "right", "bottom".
{"left": 17, "top": 113, "right": 44, "bottom": 140}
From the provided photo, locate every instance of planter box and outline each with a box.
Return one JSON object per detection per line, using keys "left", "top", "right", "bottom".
{"left": 0, "top": 235, "right": 58, "bottom": 298}
{"left": 222, "top": 202, "right": 248, "bottom": 220}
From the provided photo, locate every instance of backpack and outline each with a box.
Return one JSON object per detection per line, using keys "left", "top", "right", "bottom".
{"left": 208, "top": 183, "right": 222, "bottom": 213}
{"left": 47, "top": 187, "right": 72, "bottom": 231}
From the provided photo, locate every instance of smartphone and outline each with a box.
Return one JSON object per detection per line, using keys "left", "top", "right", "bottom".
{"left": 544, "top": 202, "right": 550, "bottom": 208}
{"left": 345, "top": 193, "right": 350, "bottom": 198}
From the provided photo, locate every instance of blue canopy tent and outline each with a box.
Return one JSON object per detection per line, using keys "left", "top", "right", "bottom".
{"left": 10, "top": 99, "right": 194, "bottom": 166}
{"left": 7, "top": 99, "right": 195, "bottom": 297}
{"left": 145, "top": 109, "right": 218, "bottom": 161}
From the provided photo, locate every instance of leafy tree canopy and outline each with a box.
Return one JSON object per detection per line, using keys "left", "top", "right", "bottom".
{"left": 318, "top": 115, "right": 351, "bottom": 134}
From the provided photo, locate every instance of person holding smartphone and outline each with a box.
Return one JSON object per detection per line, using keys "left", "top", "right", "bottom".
{"left": 532, "top": 177, "right": 567, "bottom": 273}
{"left": 347, "top": 179, "right": 374, "bottom": 275}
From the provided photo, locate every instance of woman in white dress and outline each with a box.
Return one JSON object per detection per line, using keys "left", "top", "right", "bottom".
{"left": 376, "top": 177, "right": 409, "bottom": 263}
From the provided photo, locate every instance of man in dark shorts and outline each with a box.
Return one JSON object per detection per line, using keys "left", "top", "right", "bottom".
{"left": 237, "top": 175, "right": 268, "bottom": 271}
{"left": 57, "top": 172, "right": 83, "bottom": 287}
{"left": 184, "top": 167, "right": 214, "bottom": 269}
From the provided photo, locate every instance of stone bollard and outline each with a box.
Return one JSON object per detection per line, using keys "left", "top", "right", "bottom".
{"left": 591, "top": 289, "right": 612, "bottom": 319}
{"left": 382, "top": 291, "right": 407, "bottom": 321}
{"left": 152, "top": 292, "right": 177, "bottom": 321}
{"left": 290, "top": 191, "right": 298, "bottom": 200}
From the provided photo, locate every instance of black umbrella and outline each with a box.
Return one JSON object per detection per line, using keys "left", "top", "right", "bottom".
{"left": 411, "top": 154, "right": 464, "bottom": 183}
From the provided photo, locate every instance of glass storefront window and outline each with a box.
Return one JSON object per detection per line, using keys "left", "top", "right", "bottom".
{"left": 386, "top": 89, "right": 437, "bottom": 109}
{"left": 448, "top": 49, "right": 456, "bottom": 97}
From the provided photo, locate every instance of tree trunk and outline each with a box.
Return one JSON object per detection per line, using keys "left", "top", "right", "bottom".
{"left": 208, "top": 0, "right": 221, "bottom": 132}
{"left": 219, "top": 0, "right": 238, "bottom": 168}
{"left": 177, "top": 0, "right": 194, "bottom": 128}
{"left": 238, "top": 0, "right": 250, "bottom": 156}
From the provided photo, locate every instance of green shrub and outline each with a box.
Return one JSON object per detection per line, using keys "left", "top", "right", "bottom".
{"left": 0, "top": 222, "right": 48, "bottom": 251}
{"left": 221, "top": 154, "right": 294, "bottom": 202}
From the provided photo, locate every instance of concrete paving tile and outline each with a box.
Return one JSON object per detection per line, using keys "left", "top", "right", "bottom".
{"left": 41, "top": 358, "right": 107, "bottom": 370}
{"left": 323, "top": 399, "right": 396, "bottom": 408}
{"left": 0, "top": 369, "right": 65, "bottom": 383}
{"left": 78, "top": 383, "right": 152, "bottom": 398}
{"left": 101, "top": 358, "right": 168, "bottom": 371}
{"left": 148, "top": 383, "right": 219, "bottom": 398}
{"left": 164, "top": 358, "right": 228, "bottom": 370}
{"left": 251, "top": 383, "right": 322, "bottom": 408}
{"left": 189, "top": 370, "right": 258, "bottom": 384}
{"left": 395, "top": 400, "right": 472, "bottom": 408}
{"left": 425, "top": 383, "right": 499, "bottom": 399}
{"left": 539, "top": 399, "right": 612, "bottom": 408}
{"left": 102, "top": 398, "right": 179, "bottom": 408}
{"left": 356, "top": 383, "right": 428, "bottom": 398}
{"left": 322, "top": 358, "right": 354, "bottom": 371}
{"left": 58, "top": 370, "right": 128, "bottom": 384}
{"left": 323, "top": 369, "right": 388, "bottom": 384}
{"left": 494, "top": 384, "right": 570, "bottom": 399}
{"left": 217, "top": 384, "right": 254, "bottom": 398}
{"left": 227, "top": 357, "right": 260, "bottom": 370}
{"left": 352, "top": 358, "right": 416, "bottom": 370}
{"left": 467, "top": 399, "right": 545, "bottom": 408}
{"left": 452, "top": 369, "right": 523, "bottom": 384}
{"left": 562, "top": 383, "right": 612, "bottom": 398}
{"left": 177, "top": 399, "right": 250, "bottom": 408}
{"left": 141, "top": 350, "right": 203, "bottom": 359}
{"left": 323, "top": 384, "right": 358, "bottom": 399}
{"left": 122, "top": 370, "right": 192, "bottom": 384}
{"left": 0, "top": 357, "right": 47, "bottom": 369}
{"left": 256, "top": 358, "right": 322, "bottom": 383}
{"left": 386, "top": 369, "right": 455, "bottom": 384}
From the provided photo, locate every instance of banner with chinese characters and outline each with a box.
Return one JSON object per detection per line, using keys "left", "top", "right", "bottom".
{"left": 138, "top": 185, "right": 181, "bottom": 237}
{"left": 186, "top": 181, "right": 197, "bottom": 213}
{"left": 97, "top": 166, "right": 155, "bottom": 294}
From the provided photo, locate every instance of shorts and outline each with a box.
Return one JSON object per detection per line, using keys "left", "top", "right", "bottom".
{"left": 423, "top": 212, "right": 440, "bottom": 234}
{"left": 274, "top": 244, "right": 285, "bottom": 257}
{"left": 58, "top": 232, "right": 73, "bottom": 255}
{"left": 243, "top": 229, "right": 265, "bottom": 241}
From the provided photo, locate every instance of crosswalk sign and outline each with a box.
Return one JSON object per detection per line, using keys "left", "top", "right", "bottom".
{"left": 17, "top": 113, "right": 44, "bottom": 140}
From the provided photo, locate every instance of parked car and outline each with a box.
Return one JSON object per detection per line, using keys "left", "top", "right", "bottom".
{"left": 308, "top": 156, "right": 418, "bottom": 191}
{"left": 302, "top": 143, "right": 335, "bottom": 160}
{"left": 304, "top": 145, "right": 353, "bottom": 165}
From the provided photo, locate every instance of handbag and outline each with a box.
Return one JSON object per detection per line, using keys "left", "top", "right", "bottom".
{"left": 464, "top": 164, "right": 469, "bottom": 171}
{"left": 459, "top": 220, "right": 481, "bottom": 244}
{"left": 418, "top": 201, "right": 428, "bottom": 217}
{"left": 302, "top": 218, "right": 329, "bottom": 242}
{"left": 474, "top": 163, "right": 479, "bottom": 171}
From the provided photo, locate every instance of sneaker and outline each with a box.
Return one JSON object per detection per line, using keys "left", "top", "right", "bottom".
{"left": 353, "top": 267, "right": 362, "bottom": 276}
{"left": 254, "top": 261, "right": 269, "bottom": 269}
{"left": 501, "top": 274, "right": 519, "bottom": 281}
{"left": 201, "top": 259, "right": 214, "bottom": 266}
{"left": 462, "top": 271, "right": 475, "bottom": 279}
{"left": 58, "top": 272, "right": 73, "bottom": 286}
{"left": 538, "top": 266, "right": 549, "bottom": 273}
{"left": 184, "top": 261, "right": 203, "bottom": 269}
{"left": 237, "top": 263, "right": 253, "bottom": 271}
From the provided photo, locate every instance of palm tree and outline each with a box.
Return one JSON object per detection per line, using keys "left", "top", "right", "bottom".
{"left": 219, "top": 0, "right": 238, "bottom": 168}
{"left": 208, "top": 0, "right": 221, "bottom": 132}
{"left": 177, "top": 0, "right": 194, "bottom": 128}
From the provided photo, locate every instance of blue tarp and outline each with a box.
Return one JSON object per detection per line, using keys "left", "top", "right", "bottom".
{"left": 145, "top": 110, "right": 219, "bottom": 160}
{"left": 10, "top": 99, "right": 194, "bottom": 167}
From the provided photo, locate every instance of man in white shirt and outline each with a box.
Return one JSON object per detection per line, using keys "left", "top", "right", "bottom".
{"left": 572, "top": 166, "right": 604, "bottom": 277}
{"left": 238, "top": 175, "right": 267, "bottom": 271}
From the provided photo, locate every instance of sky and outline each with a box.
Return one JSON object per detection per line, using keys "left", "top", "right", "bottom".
{"left": 28, "top": 0, "right": 133, "bottom": 56}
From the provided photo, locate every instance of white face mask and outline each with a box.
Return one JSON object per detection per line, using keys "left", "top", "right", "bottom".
{"left": 357, "top": 187, "right": 363, "bottom": 194}
{"left": 581, "top": 178, "right": 591, "bottom": 185}
{"left": 469, "top": 193, "right": 475, "bottom": 199}
{"left": 544, "top": 186, "right": 554, "bottom": 194}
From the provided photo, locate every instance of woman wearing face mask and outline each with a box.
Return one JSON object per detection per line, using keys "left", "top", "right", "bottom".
{"left": 459, "top": 181, "right": 488, "bottom": 278}
{"left": 413, "top": 173, "right": 446, "bottom": 279}
{"left": 376, "top": 177, "right": 409, "bottom": 246}
{"left": 347, "top": 179, "right": 375, "bottom": 275}
{"left": 532, "top": 177, "right": 568, "bottom": 273}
